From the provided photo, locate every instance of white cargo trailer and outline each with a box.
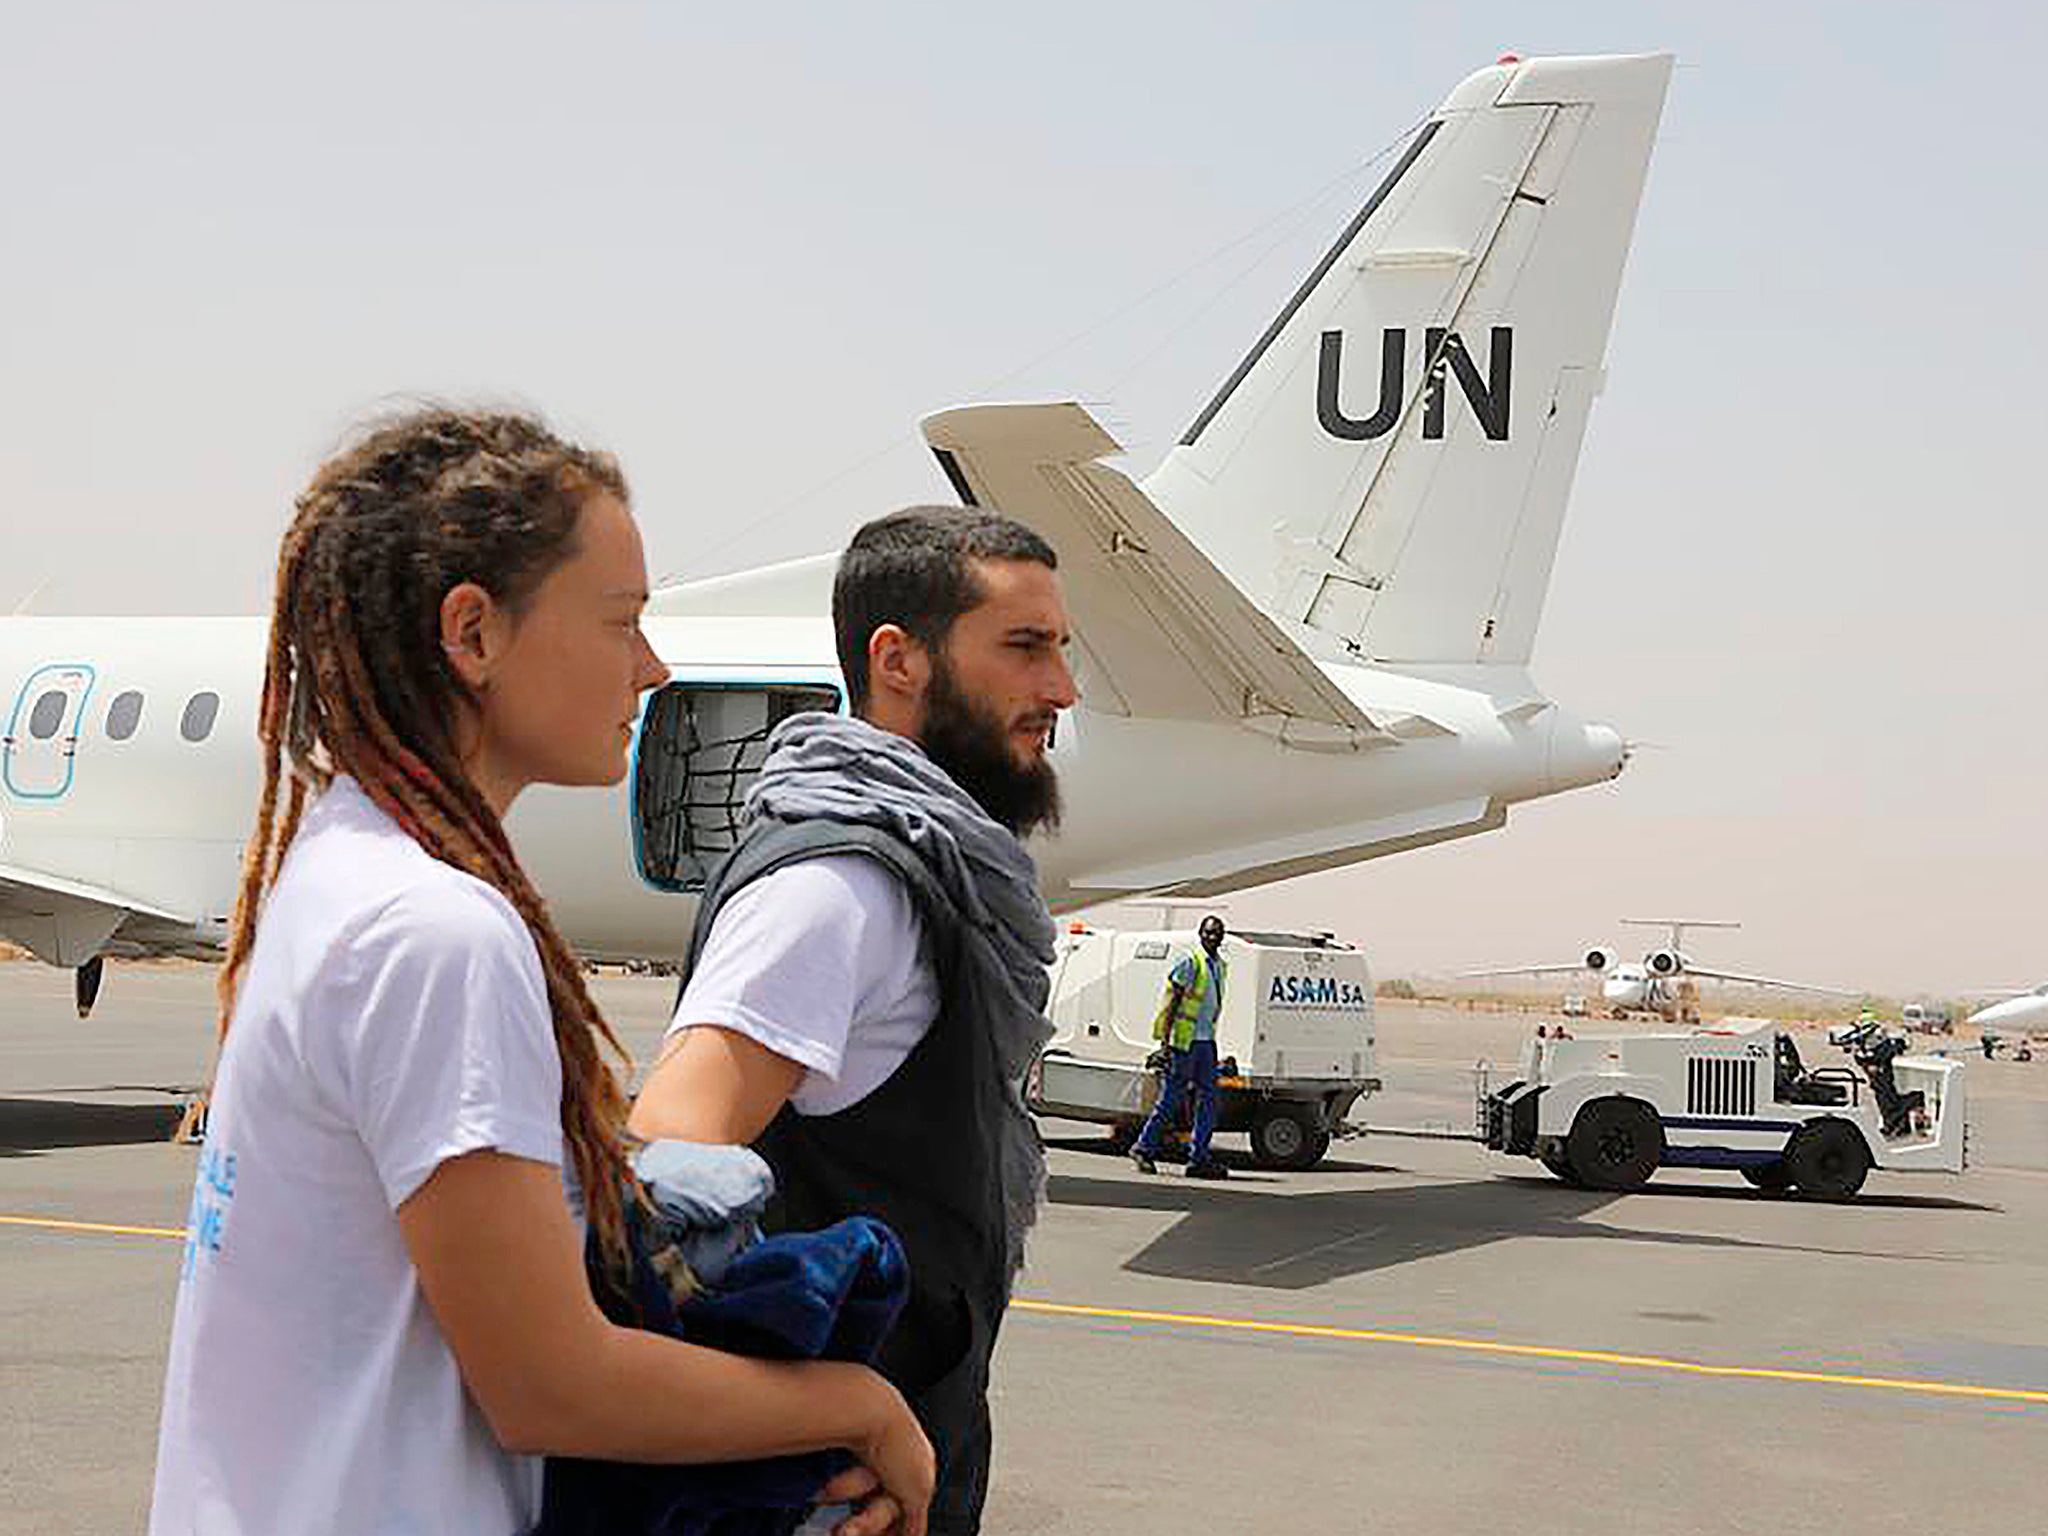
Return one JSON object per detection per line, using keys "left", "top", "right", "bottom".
{"left": 1027, "top": 925, "right": 1378, "bottom": 1170}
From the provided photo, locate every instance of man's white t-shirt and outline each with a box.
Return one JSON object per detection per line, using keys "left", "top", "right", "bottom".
{"left": 671, "top": 854, "right": 937, "bottom": 1116}
{"left": 149, "top": 777, "right": 567, "bottom": 1536}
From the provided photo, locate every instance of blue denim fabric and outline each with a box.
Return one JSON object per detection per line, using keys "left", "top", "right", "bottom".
{"left": 1132, "top": 1039, "right": 1220, "bottom": 1165}
{"left": 534, "top": 1143, "right": 910, "bottom": 1536}
{"left": 633, "top": 1141, "right": 775, "bottom": 1285}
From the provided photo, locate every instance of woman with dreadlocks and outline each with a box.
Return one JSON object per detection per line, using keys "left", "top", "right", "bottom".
{"left": 148, "top": 408, "right": 933, "bottom": 1536}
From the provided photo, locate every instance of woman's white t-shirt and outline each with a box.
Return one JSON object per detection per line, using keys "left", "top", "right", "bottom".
{"left": 149, "top": 777, "right": 567, "bottom": 1536}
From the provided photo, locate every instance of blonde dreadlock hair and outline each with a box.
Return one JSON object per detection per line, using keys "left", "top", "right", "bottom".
{"left": 219, "top": 406, "right": 640, "bottom": 1265}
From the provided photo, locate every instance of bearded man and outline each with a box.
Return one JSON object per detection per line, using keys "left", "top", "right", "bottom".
{"left": 630, "top": 505, "right": 1077, "bottom": 1535}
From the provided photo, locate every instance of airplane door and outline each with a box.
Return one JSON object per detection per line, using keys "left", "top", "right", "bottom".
{"left": 631, "top": 679, "right": 842, "bottom": 892}
{"left": 4, "top": 663, "right": 95, "bottom": 800}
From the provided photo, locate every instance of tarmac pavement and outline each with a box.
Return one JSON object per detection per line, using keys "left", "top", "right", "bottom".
{"left": 3, "top": 961, "right": 2043, "bottom": 1535}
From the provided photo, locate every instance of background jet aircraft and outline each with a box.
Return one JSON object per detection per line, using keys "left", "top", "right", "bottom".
{"left": 0, "top": 52, "right": 1671, "bottom": 1013}
{"left": 1966, "top": 984, "right": 2048, "bottom": 1035}
{"left": 1466, "top": 918, "right": 1854, "bottom": 1023}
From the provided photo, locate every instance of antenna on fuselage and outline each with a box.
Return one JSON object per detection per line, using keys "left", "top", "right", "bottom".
{"left": 9, "top": 575, "right": 52, "bottom": 615}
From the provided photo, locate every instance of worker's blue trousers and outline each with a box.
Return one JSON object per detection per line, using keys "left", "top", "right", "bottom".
{"left": 1134, "top": 1039, "right": 1220, "bottom": 1164}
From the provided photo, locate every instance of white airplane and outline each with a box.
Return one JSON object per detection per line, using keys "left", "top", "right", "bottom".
{"left": 0, "top": 52, "right": 1672, "bottom": 1017}
{"left": 1467, "top": 919, "right": 1854, "bottom": 1023}
{"left": 1966, "top": 985, "right": 2048, "bottom": 1035}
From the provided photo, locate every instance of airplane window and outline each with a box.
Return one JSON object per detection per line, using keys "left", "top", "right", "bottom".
{"left": 28, "top": 689, "right": 66, "bottom": 739}
{"left": 106, "top": 690, "right": 144, "bottom": 741}
{"left": 180, "top": 691, "right": 221, "bottom": 743}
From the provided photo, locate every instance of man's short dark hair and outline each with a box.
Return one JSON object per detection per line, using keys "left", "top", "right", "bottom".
{"left": 833, "top": 505, "right": 1058, "bottom": 713}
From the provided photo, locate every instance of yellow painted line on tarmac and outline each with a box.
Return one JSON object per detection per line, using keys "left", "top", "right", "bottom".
{"left": 0, "top": 1213, "right": 187, "bottom": 1240}
{"left": 10, "top": 1213, "right": 2043, "bottom": 1407}
{"left": 1010, "top": 1299, "right": 2048, "bottom": 1407}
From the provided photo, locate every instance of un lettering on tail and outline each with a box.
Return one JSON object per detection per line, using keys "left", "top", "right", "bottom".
{"left": 1145, "top": 53, "right": 1673, "bottom": 668}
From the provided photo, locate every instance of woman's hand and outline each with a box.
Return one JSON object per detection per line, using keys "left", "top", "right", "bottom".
{"left": 811, "top": 1370, "right": 934, "bottom": 1536}
{"left": 401, "top": 1149, "right": 934, "bottom": 1496}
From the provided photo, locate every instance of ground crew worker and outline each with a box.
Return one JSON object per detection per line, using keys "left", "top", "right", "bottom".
{"left": 1130, "top": 915, "right": 1229, "bottom": 1180}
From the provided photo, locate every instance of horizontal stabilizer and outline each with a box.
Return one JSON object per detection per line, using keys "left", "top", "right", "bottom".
{"left": 923, "top": 403, "right": 1387, "bottom": 751}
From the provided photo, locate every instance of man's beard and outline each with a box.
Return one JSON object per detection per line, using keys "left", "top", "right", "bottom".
{"left": 918, "top": 656, "right": 1062, "bottom": 838}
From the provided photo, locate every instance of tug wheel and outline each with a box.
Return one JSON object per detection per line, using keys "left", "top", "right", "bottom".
{"left": 1539, "top": 1148, "right": 1581, "bottom": 1185}
{"left": 1740, "top": 1161, "right": 1794, "bottom": 1192}
{"left": 1566, "top": 1098, "right": 1663, "bottom": 1190}
{"left": 1249, "top": 1103, "right": 1330, "bottom": 1171}
{"left": 1787, "top": 1120, "right": 1870, "bottom": 1200}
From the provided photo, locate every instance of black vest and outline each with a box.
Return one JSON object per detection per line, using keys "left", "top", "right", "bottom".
{"left": 683, "top": 820, "right": 1010, "bottom": 1532}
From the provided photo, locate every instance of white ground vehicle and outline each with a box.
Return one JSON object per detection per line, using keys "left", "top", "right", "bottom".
{"left": 1028, "top": 926, "right": 1378, "bottom": 1170}
{"left": 1902, "top": 1003, "right": 1954, "bottom": 1034}
{"left": 1479, "top": 1020, "right": 1966, "bottom": 1199}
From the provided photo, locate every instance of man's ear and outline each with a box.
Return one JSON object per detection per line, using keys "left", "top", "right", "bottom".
{"left": 866, "top": 623, "right": 932, "bottom": 711}
{"left": 440, "top": 581, "right": 507, "bottom": 691}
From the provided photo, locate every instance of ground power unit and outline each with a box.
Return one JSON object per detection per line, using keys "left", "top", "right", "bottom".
{"left": 1028, "top": 926, "right": 1378, "bottom": 1170}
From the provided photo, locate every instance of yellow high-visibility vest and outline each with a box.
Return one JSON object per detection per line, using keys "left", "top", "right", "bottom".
{"left": 1151, "top": 949, "right": 1223, "bottom": 1049}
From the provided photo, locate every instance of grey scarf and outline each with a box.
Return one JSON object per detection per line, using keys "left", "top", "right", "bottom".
{"left": 742, "top": 711, "right": 1056, "bottom": 1286}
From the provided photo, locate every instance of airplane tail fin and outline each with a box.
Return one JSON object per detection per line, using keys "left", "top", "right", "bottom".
{"left": 1142, "top": 53, "right": 1672, "bottom": 667}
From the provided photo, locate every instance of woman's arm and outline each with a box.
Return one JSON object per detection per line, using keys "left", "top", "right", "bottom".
{"left": 398, "top": 1149, "right": 932, "bottom": 1534}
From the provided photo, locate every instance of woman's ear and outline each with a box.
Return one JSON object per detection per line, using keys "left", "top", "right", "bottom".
{"left": 440, "top": 581, "right": 502, "bottom": 691}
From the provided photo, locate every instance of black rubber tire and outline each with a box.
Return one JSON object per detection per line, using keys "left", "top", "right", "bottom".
{"left": 1787, "top": 1120, "right": 1870, "bottom": 1200}
{"left": 1740, "top": 1161, "right": 1794, "bottom": 1191}
{"left": 1249, "top": 1102, "right": 1331, "bottom": 1171}
{"left": 1566, "top": 1098, "right": 1664, "bottom": 1190}
{"left": 1539, "top": 1148, "right": 1581, "bottom": 1185}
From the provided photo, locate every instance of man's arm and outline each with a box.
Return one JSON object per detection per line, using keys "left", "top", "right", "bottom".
{"left": 629, "top": 1027, "right": 807, "bottom": 1144}
{"left": 1162, "top": 955, "right": 1193, "bottom": 1021}
{"left": 634, "top": 856, "right": 901, "bottom": 1144}
{"left": 1152, "top": 974, "right": 1187, "bottom": 1046}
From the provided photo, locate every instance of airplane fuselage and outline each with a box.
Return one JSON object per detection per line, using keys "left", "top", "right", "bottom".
{"left": 1969, "top": 989, "right": 2048, "bottom": 1033}
{"left": 2, "top": 54, "right": 1673, "bottom": 976}
{"left": 0, "top": 614, "right": 1623, "bottom": 964}
{"left": 1599, "top": 966, "right": 1689, "bottom": 1019}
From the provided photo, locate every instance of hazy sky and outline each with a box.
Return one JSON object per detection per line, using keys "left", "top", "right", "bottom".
{"left": 5, "top": 2, "right": 2042, "bottom": 995}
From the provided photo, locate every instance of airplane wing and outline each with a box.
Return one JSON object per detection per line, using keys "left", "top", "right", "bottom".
{"left": 1683, "top": 966, "right": 1856, "bottom": 997}
{"left": 1460, "top": 963, "right": 1592, "bottom": 979}
{"left": 922, "top": 403, "right": 1395, "bottom": 752}
{"left": 0, "top": 862, "right": 192, "bottom": 967}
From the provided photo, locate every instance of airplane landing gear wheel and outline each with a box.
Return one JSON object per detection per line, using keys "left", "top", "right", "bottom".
{"left": 1567, "top": 1098, "right": 1663, "bottom": 1190}
{"left": 75, "top": 955, "right": 106, "bottom": 1019}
